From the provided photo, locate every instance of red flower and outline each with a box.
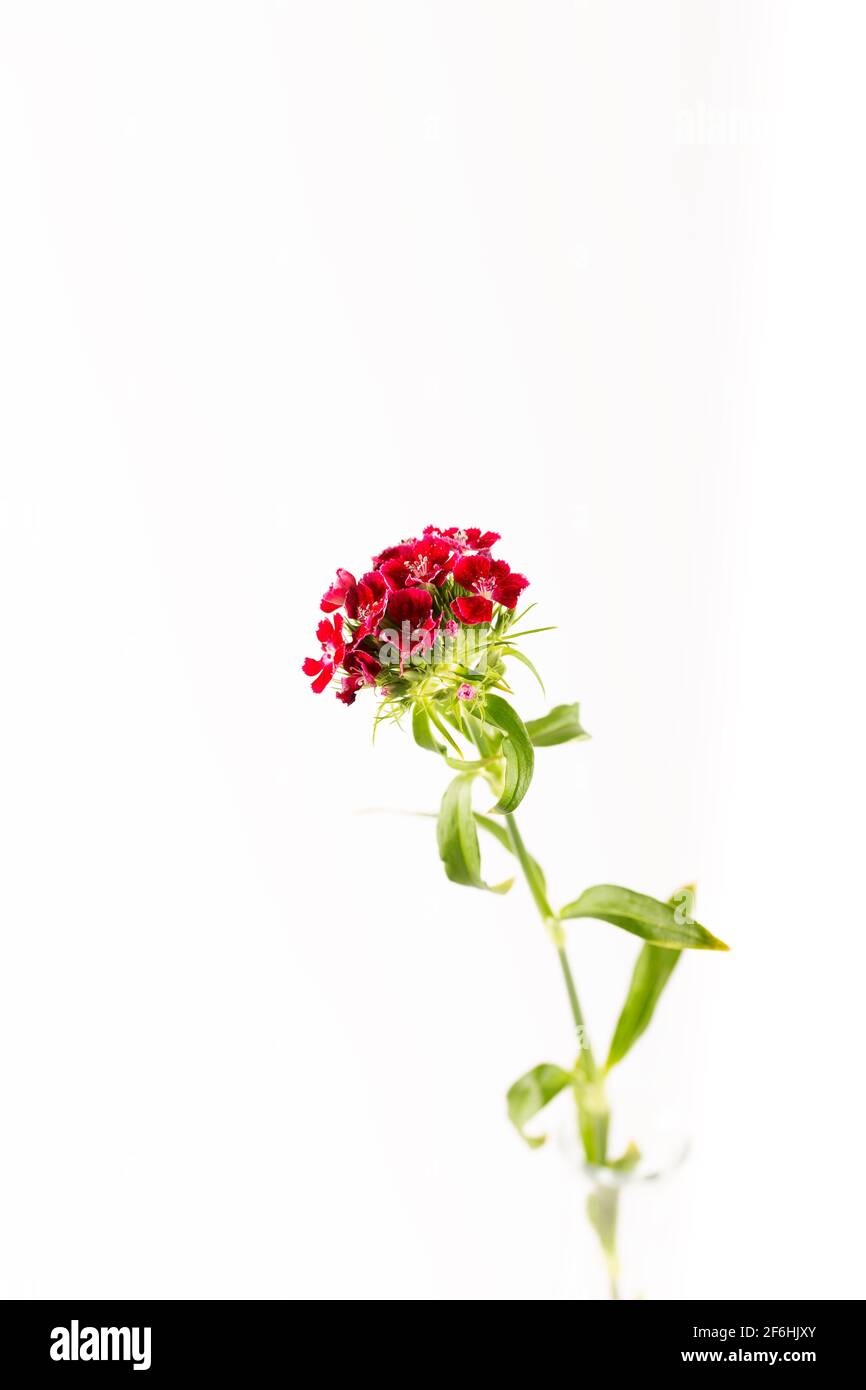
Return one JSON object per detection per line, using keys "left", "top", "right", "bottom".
{"left": 384, "top": 587, "right": 434, "bottom": 628}
{"left": 302, "top": 615, "right": 346, "bottom": 693}
{"left": 451, "top": 555, "right": 529, "bottom": 624}
{"left": 380, "top": 537, "right": 452, "bottom": 590}
{"left": 423, "top": 525, "right": 500, "bottom": 554}
{"left": 337, "top": 643, "right": 382, "bottom": 704}
{"left": 320, "top": 568, "right": 355, "bottom": 613}
{"left": 371, "top": 541, "right": 415, "bottom": 569}
{"left": 305, "top": 528, "right": 531, "bottom": 701}
{"left": 345, "top": 570, "right": 387, "bottom": 634}
{"left": 380, "top": 587, "right": 436, "bottom": 668}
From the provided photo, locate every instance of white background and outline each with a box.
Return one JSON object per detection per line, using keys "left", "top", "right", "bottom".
{"left": 2, "top": 1, "right": 864, "bottom": 1299}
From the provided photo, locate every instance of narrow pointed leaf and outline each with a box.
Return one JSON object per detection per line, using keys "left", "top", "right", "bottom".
{"left": 587, "top": 1186, "right": 619, "bottom": 1273}
{"left": 506, "top": 1063, "right": 573, "bottom": 1148}
{"left": 499, "top": 645, "right": 546, "bottom": 694}
{"left": 412, "top": 704, "right": 445, "bottom": 755}
{"left": 559, "top": 884, "right": 728, "bottom": 951}
{"left": 524, "top": 702, "right": 590, "bottom": 748}
{"left": 427, "top": 703, "right": 463, "bottom": 756}
{"left": 606, "top": 944, "right": 681, "bottom": 1069}
{"left": 495, "top": 625, "right": 557, "bottom": 640}
{"left": 605, "top": 887, "right": 698, "bottom": 1068}
{"left": 474, "top": 813, "right": 547, "bottom": 891}
{"left": 436, "top": 774, "right": 512, "bottom": 894}
{"left": 473, "top": 812, "right": 512, "bottom": 853}
{"left": 484, "top": 692, "right": 534, "bottom": 813}
{"left": 607, "top": 1140, "right": 641, "bottom": 1172}
{"left": 457, "top": 708, "right": 500, "bottom": 759}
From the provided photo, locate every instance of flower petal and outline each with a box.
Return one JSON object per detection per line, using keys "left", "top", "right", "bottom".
{"left": 316, "top": 616, "right": 339, "bottom": 645}
{"left": 453, "top": 553, "right": 492, "bottom": 588}
{"left": 386, "top": 587, "right": 434, "bottom": 627}
{"left": 371, "top": 542, "right": 414, "bottom": 568}
{"left": 320, "top": 568, "right": 356, "bottom": 613}
{"left": 466, "top": 528, "right": 500, "bottom": 551}
{"left": 346, "top": 569, "right": 389, "bottom": 618}
{"left": 493, "top": 568, "right": 529, "bottom": 608}
{"left": 344, "top": 644, "right": 381, "bottom": 682}
{"left": 452, "top": 595, "right": 494, "bottom": 624}
{"left": 310, "top": 664, "right": 333, "bottom": 693}
{"left": 379, "top": 557, "right": 410, "bottom": 591}
{"left": 361, "top": 570, "right": 387, "bottom": 600}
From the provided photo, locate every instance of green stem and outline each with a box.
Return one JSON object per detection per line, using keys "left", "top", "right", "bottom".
{"left": 558, "top": 949, "right": 588, "bottom": 1046}
{"left": 504, "top": 809, "right": 625, "bottom": 1296}
{"left": 504, "top": 813, "right": 597, "bottom": 1077}
{"left": 503, "top": 812, "right": 552, "bottom": 918}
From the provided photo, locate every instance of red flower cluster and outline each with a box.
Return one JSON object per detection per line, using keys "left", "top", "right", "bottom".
{"left": 303, "top": 527, "right": 528, "bottom": 703}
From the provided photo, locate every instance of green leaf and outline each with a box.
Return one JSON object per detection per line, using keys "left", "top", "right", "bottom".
{"left": 559, "top": 884, "right": 729, "bottom": 951}
{"left": 484, "top": 692, "right": 535, "bottom": 813}
{"left": 473, "top": 812, "right": 513, "bottom": 854}
{"left": 412, "top": 704, "right": 445, "bottom": 755}
{"left": 426, "top": 703, "right": 463, "bottom": 756}
{"left": 586, "top": 1186, "right": 619, "bottom": 1278}
{"left": 506, "top": 1063, "right": 573, "bottom": 1148}
{"left": 606, "top": 943, "right": 681, "bottom": 1069}
{"left": 524, "top": 702, "right": 590, "bottom": 748}
{"left": 436, "top": 774, "right": 513, "bottom": 894}
{"left": 458, "top": 709, "right": 500, "bottom": 759}
{"left": 474, "top": 813, "right": 547, "bottom": 891}
{"left": 495, "top": 625, "right": 557, "bottom": 641}
{"left": 499, "top": 645, "right": 545, "bottom": 694}
{"left": 607, "top": 1140, "right": 641, "bottom": 1172}
{"left": 605, "top": 887, "right": 699, "bottom": 1069}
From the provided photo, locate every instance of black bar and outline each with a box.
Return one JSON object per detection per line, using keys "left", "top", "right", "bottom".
{"left": 0, "top": 1299, "right": 858, "bottom": 1376}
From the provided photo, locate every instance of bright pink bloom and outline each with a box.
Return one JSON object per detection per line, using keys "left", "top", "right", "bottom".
{"left": 320, "top": 568, "right": 355, "bottom": 613}
{"left": 452, "top": 555, "right": 529, "bottom": 624}
{"left": 302, "top": 615, "right": 346, "bottom": 693}
{"left": 457, "top": 682, "right": 476, "bottom": 701}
